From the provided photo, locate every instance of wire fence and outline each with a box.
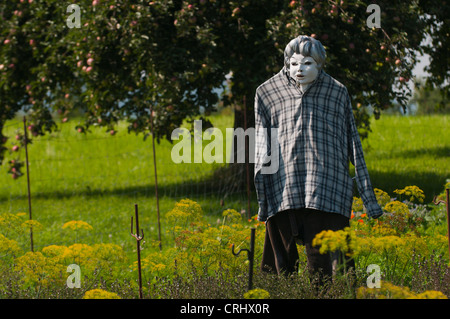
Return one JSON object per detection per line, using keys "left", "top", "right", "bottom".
{"left": 0, "top": 116, "right": 257, "bottom": 251}
{"left": 1, "top": 114, "right": 448, "bottom": 251}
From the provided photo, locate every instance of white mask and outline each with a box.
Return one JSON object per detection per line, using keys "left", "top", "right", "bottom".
{"left": 289, "top": 53, "right": 319, "bottom": 91}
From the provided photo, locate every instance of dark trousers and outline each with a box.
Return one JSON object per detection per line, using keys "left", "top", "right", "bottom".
{"left": 261, "top": 208, "right": 355, "bottom": 283}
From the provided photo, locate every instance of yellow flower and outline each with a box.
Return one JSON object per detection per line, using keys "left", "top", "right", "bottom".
{"left": 374, "top": 188, "right": 391, "bottom": 207}
{"left": 370, "top": 223, "right": 397, "bottom": 236}
{"left": 0, "top": 234, "right": 22, "bottom": 256}
{"left": 91, "top": 243, "right": 128, "bottom": 269}
{"left": 312, "top": 227, "right": 357, "bottom": 256}
{"left": 357, "top": 281, "right": 413, "bottom": 299}
{"left": 244, "top": 288, "right": 270, "bottom": 299}
{"left": 21, "top": 220, "right": 44, "bottom": 232}
{"left": 62, "top": 220, "right": 93, "bottom": 231}
{"left": 222, "top": 209, "right": 242, "bottom": 223}
{"left": 383, "top": 201, "right": 410, "bottom": 216}
{"left": 42, "top": 245, "right": 68, "bottom": 263}
{"left": 357, "top": 281, "right": 447, "bottom": 299}
{"left": 166, "top": 199, "right": 203, "bottom": 224}
{"left": 371, "top": 235, "right": 405, "bottom": 251}
{"left": 413, "top": 290, "right": 448, "bottom": 299}
{"left": 394, "top": 186, "right": 425, "bottom": 203}
{"left": 62, "top": 243, "right": 95, "bottom": 266}
{"left": 83, "top": 289, "right": 121, "bottom": 299}
{"left": 0, "top": 212, "right": 26, "bottom": 234}
{"left": 14, "top": 251, "right": 65, "bottom": 288}
{"left": 352, "top": 197, "right": 364, "bottom": 212}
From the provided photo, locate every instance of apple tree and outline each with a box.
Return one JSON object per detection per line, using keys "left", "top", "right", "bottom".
{"left": 1, "top": 0, "right": 449, "bottom": 181}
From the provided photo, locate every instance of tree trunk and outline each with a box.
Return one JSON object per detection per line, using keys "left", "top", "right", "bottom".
{"left": 229, "top": 97, "right": 256, "bottom": 192}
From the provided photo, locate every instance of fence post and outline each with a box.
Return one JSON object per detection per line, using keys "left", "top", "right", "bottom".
{"left": 243, "top": 96, "right": 251, "bottom": 220}
{"left": 23, "top": 117, "right": 34, "bottom": 252}
{"left": 446, "top": 188, "right": 449, "bottom": 260}
{"left": 131, "top": 204, "right": 144, "bottom": 299}
{"left": 150, "top": 106, "right": 162, "bottom": 252}
{"left": 231, "top": 227, "right": 256, "bottom": 291}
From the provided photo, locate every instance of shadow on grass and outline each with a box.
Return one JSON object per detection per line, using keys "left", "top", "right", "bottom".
{"left": 365, "top": 169, "right": 448, "bottom": 201}
{"left": 3, "top": 161, "right": 447, "bottom": 208}
{"left": 383, "top": 146, "right": 450, "bottom": 160}
{"left": 1, "top": 164, "right": 256, "bottom": 210}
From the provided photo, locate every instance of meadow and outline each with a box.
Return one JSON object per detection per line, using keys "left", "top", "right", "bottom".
{"left": 0, "top": 110, "right": 449, "bottom": 299}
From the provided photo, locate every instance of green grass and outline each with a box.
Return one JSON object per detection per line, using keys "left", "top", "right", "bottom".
{"left": 0, "top": 111, "right": 449, "bottom": 256}
{"left": 361, "top": 114, "right": 449, "bottom": 199}
{"left": 0, "top": 111, "right": 251, "bottom": 255}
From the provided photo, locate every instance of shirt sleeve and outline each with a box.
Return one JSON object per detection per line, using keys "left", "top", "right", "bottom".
{"left": 254, "top": 89, "right": 270, "bottom": 222}
{"left": 346, "top": 96, "right": 383, "bottom": 219}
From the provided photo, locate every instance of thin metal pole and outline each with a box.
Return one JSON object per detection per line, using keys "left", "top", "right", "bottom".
{"left": 446, "top": 189, "right": 449, "bottom": 260}
{"left": 131, "top": 204, "right": 143, "bottom": 299}
{"left": 248, "top": 227, "right": 255, "bottom": 291}
{"left": 23, "top": 117, "right": 33, "bottom": 252}
{"left": 231, "top": 228, "right": 256, "bottom": 291}
{"left": 150, "top": 107, "right": 162, "bottom": 251}
{"left": 243, "top": 96, "right": 251, "bottom": 220}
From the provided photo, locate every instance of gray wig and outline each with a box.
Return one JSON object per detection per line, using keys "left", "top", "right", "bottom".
{"left": 284, "top": 35, "right": 326, "bottom": 70}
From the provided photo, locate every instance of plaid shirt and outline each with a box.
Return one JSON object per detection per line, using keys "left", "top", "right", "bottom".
{"left": 254, "top": 68, "right": 383, "bottom": 222}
